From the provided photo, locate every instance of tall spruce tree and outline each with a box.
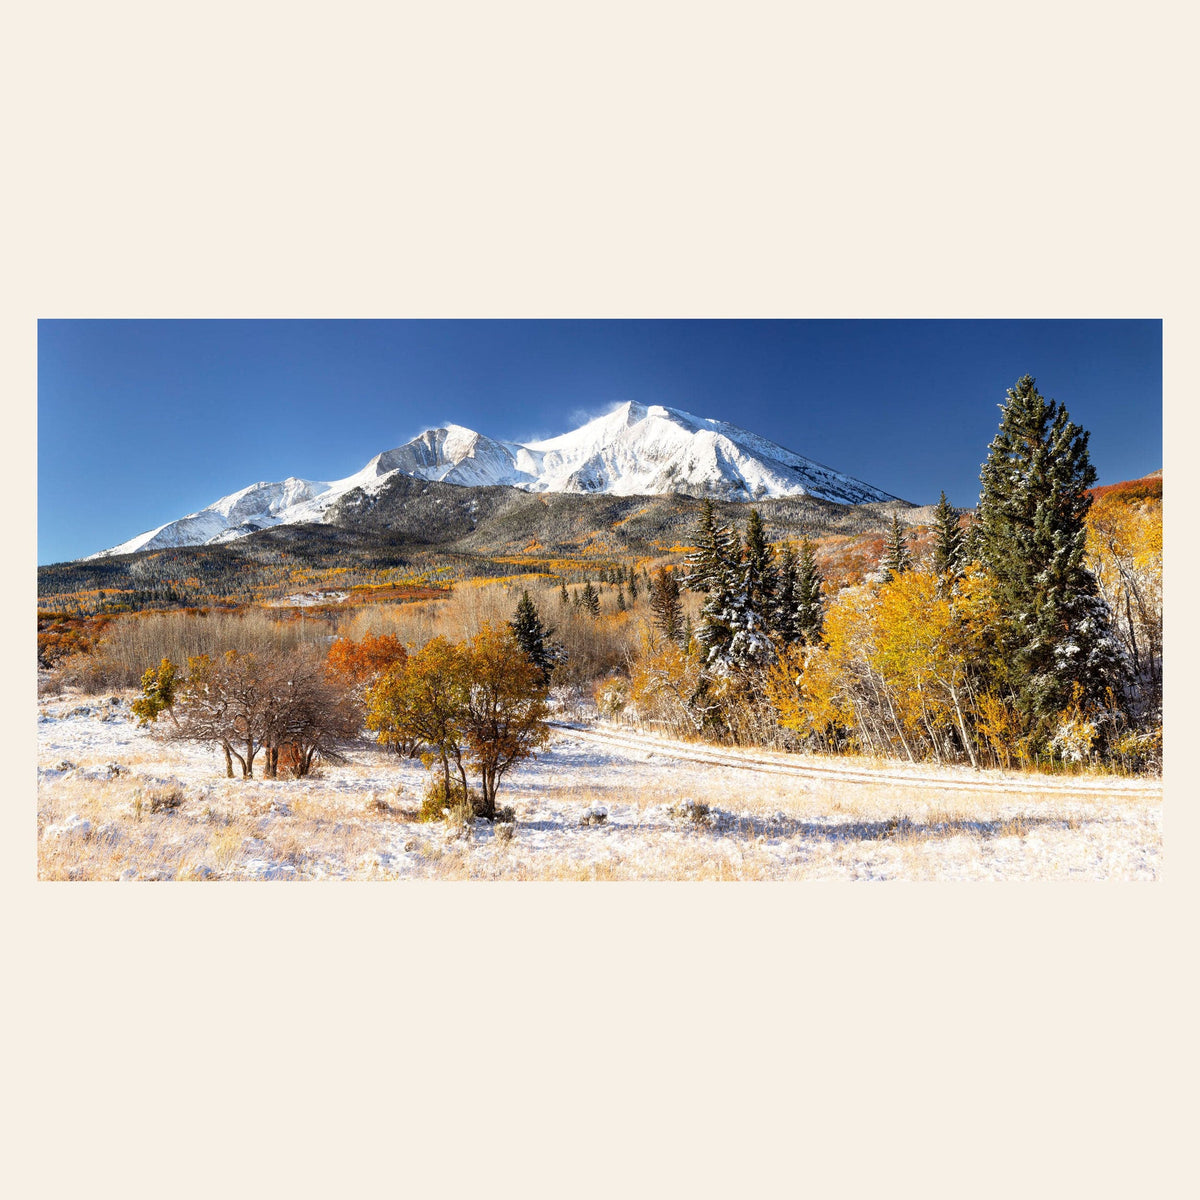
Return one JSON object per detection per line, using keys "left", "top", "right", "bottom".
{"left": 880, "top": 513, "right": 913, "bottom": 582}
{"left": 742, "top": 509, "right": 777, "bottom": 617}
{"left": 794, "top": 537, "right": 825, "bottom": 645}
{"left": 695, "top": 527, "right": 739, "bottom": 670}
{"left": 772, "top": 543, "right": 799, "bottom": 644}
{"left": 682, "top": 500, "right": 737, "bottom": 669}
{"left": 931, "top": 490, "right": 966, "bottom": 583}
{"left": 725, "top": 509, "right": 776, "bottom": 668}
{"left": 973, "top": 375, "right": 1125, "bottom": 737}
{"left": 509, "top": 591, "right": 557, "bottom": 683}
{"left": 649, "top": 566, "right": 683, "bottom": 643}
{"left": 682, "top": 499, "right": 728, "bottom": 594}
{"left": 580, "top": 580, "right": 601, "bottom": 618}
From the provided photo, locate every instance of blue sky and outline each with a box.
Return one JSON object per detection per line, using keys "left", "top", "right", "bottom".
{"left": 37, "top": 319, "right": 1162, "bottom": 564}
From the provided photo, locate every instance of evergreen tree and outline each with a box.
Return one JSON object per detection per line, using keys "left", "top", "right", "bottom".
{"left": 509, "top": 590, "right": 558, "bottom": 683}
{"left": 559, "top": 580, "right": 570, "bottom": 606}
{"left": 616, "top": 587, "right": 626, "bottom": 612}
{"left": 722, "top": 513, "right": 775, "bottom": 669}
{"left": 627, "top": 570, "right": 638, "bottom": 603}
{"left": 682, "top": 499, "right": 737, "bottom": 594}
{"left": 682, "top": 502, "right": 736, "bottom": 669}
{"left": 973, "top": 375, "right": 1125, "bottom": 736}
{"left": 794, "top": 537, "right": 825, "bottom": 645}
{"left": 772, "top": 543, "right": 799, "bottom": 644}
{"left": 580, "top": 579, "right": 601, "bottom": 618}
{"left": 931, "top": 490, "right": 966, "bottom": 583}
{"left": 692, "top": 519, "right": 773, "bottom": 673}
{"left": 649, "top": 566, "right": 683, "bottom": 642}
{"left": 742, "top": 508, "right": 777, "bottom": 617}
{"left": 880, "top": 513, "right": 913, "bottom": 582}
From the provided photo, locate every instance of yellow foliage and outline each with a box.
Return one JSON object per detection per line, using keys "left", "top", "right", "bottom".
{"left": 629, "top": 626, "right": 708, "bottom": 734}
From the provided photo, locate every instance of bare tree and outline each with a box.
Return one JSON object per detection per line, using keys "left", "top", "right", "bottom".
{"left": 169, "top": 649, "right": 359, "bottom": 778}
{"left": 260, "top": 650, "right": 362, "bottom": 778}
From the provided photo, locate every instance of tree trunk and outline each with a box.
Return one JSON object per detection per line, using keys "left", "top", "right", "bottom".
{"left": 478, "top": 765, "right": 495, "bottom": 820}
{"left": 228, "top": 744, "right": 248, "bottom": 778}
{"left": 949, "top": 686, "right": 979, "bottom": 770}
{"left": 222, "top": 743, "right": 234, "bottom": 778}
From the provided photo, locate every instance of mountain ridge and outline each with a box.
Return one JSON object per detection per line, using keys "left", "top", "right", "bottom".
{"left": 86, "top": 402, "right": 902, "bottom": 560}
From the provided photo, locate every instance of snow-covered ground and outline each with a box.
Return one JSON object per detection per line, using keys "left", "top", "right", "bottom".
{"left": 36, "top": 693, "right": 1162, "bottom": 881}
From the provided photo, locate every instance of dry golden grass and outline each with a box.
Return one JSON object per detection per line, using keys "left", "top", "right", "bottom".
{"left": 37, "top": 697, "right": 1158, "bottom": 881}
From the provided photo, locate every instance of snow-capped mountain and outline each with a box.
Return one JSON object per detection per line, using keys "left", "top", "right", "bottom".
{"left": 87, "top": 403, "right": 900, "bottom": 558}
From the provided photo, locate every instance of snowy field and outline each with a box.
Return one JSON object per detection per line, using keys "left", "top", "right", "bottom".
{"left": 36, "top": 692, "right": 1163, "bottom": 881}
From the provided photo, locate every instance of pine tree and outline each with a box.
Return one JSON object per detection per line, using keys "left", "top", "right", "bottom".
{"left": 580, "top": 580, "right": 601, "bottom": 618}
{"left": 682, "top": 499, "right": 737, "bottom": 594}
{"left": 616, "top": 587, "right": 626, "bottom": 612}
{"left": 794, "top": 538, "right": 824, "bottom": 645}
{"left": 723, "top": 510, "right": 776, "bottom": 668}
{"left": 771, "top": 543, "right": 799, "bottom": 644}
{"left": 509, "top": 590, "right": 557, "bottom": 683}
{"left": 973, "top": 375, "right": 1125, "bottom": 736}
{"left": 931, "top": 490, "right": 966, "bottom": 583}
{"left": 880, "top": 513, "right": 913, "bottom": 582}
{"left": 649, "top": 566, "right": 683, "bottom": 642}
{"left": 627, "top": 570, "right": 638, "bottom": 603}
{"left": 742, "top": 508, "right": 777, "bottom": 617}
{"left": 559, "top": 580, "right": 570, "bottom": 606}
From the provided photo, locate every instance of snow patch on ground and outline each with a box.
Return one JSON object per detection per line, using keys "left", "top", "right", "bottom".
{"left": 36, "top": 695, "right": 1162, "bottom": 881}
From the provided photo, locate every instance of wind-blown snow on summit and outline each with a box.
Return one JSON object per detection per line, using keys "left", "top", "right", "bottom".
{"left": 86, "top": 403, "right": 900, "bottom": 558}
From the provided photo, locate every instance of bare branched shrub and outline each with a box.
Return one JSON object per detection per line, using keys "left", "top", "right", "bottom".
{"left": 55, "top": 609, "right": 329, "bottom": 693}
{"left": 168, "top": 647, "right": 360, "bottom": 779}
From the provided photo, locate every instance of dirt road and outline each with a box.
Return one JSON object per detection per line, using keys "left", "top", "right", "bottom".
{"left": 549, "top": 721, "right": 1163, "bottom": 799}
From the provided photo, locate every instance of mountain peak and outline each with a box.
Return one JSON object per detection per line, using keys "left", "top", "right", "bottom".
{"left": 85, "top": 404, "right": 900, "bottom": 558}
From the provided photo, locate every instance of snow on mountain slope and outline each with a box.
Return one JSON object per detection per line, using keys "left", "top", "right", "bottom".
{"left": 94, "top": 478, "right": 332, "bottom": 557}
{"left": 86, "top": 403, "right": 900, "bottom": 558}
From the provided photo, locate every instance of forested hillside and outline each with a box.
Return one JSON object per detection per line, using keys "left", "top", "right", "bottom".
{"left": 38, "top": 476, "right": 917, "bottom": 615}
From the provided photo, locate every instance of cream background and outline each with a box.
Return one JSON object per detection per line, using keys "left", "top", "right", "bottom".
{"left": 5, "top": 2, "right": 1193, "bottom": 1196}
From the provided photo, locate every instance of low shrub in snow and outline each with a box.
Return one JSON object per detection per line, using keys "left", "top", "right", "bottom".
{"left": 146, "top": 784, "right": 186, "bottom": 814}
{"left": 419, "top": 775, "right": 483, "bottom": 824}
{"left": 1050, "top": 715, "right": 1098, "bottom": 765}
{"left": 580, "top": 805, "right": 608, "bottom": 826}
{"left": 1110, "top": 727, "right": 1162, "bottom": 775}
{"left": 593, "top": 675, "right": 629, "bottom": 719}
{"left": 666, "top": 798, "right": 713, "bottom": 825}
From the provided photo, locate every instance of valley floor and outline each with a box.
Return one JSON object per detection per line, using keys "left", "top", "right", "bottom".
{"left": 36, "top": 692, "right": 1162, "bottom": 881}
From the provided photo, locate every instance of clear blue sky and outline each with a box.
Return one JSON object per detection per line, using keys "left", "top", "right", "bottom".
{"left": 37, "top": 319, "right": 1162, "bottom": 565}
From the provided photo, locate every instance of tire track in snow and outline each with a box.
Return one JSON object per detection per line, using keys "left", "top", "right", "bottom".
{"left": 548, "top": 722, "right": 1163, "bottom": 799}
